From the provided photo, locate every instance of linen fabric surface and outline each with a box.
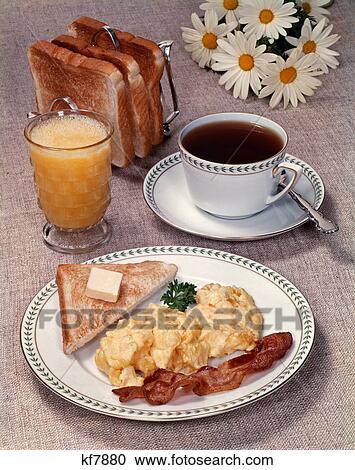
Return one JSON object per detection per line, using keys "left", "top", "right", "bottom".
{"left": 0, "top": 0, "right": 354, "bottom": 450}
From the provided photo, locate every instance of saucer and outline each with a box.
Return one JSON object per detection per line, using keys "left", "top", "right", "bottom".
{"left": 143, "top": 153, "right": 325, "bottom": 241}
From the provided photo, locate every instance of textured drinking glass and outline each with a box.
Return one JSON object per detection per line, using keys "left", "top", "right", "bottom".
{"left": 24, "top": 109, "right": 113, "bottom": 253}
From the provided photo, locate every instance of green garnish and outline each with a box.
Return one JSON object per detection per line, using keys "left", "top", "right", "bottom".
{"left": 161, "top": 280, "right": 197, "bottom": 312}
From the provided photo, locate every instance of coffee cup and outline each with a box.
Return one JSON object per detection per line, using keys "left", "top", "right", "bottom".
{"left": 178, "top": 113, "right": 302, "bottom": 219}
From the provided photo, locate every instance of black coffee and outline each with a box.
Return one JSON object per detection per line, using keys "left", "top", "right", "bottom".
{"left": 182, "top": 121, "right": 284, "bottom": 165}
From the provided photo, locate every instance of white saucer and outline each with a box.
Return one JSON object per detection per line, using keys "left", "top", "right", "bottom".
{"left": 143, "top": 153, "right": 325, "bottom": 241}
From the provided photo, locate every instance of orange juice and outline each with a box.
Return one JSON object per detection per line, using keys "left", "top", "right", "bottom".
{"left": 29, "top": 115, "right": 112, "bottom": 230}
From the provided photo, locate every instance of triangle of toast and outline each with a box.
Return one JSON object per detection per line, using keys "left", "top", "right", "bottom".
{"left": 56, "top": 261, "right": 177, "bottom": 354}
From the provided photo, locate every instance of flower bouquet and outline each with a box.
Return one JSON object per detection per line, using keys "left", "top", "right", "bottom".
{"left": 181, "top": 1, "right": 340, "bottom": 108}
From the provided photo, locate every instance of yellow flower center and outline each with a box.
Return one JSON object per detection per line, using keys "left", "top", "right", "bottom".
{"left": 239, "top": 54, "right": 254, "bottom": 71}
{"left": 303, "top": 39, "right": 317, "bottom": 54}
{"left": 302, "top": 2, "right": 311, "bottom": 14}
{"left": 202, "top": 32, "right": 218, "bottom": 49}
{"left": 223, "top": 0, "right": 238, "bottom": 10}
{"left": 280, "top": 67, "right": 297, "bottom": 84}
{"left": 259, "top": 9, "right": 274, "bottom": 24}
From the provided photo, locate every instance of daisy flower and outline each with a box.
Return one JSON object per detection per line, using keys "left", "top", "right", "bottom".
{"left": 181, "top": 10, "right": 238, "bottom": 68}
{"left": 239, "top": 0, "right": 299, "bottom": 41}
{"left": 200, "top": 0, "right": 245, "bottom": 23}
{"left": 287, "top": 18, "right": 340, "bottom": 73}
{"left": 259, "top": 50, "right": 322, "bottom": 108}
{"left": 212, "top": 32, "right": 277, "bottom": 99}
{"left": 296, "top": 0, "right": 330, "bottom": 23}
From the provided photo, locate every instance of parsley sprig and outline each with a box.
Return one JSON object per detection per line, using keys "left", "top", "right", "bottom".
{"left": 160, "top": 280, "right": 197, "bottom": 312}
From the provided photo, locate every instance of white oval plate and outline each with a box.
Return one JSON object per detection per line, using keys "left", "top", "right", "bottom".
{"left": 143, "top": 154, "right": 325, "bottom": 240}
{"left": 21, "top": 246, "right": 314, "bottom": 421}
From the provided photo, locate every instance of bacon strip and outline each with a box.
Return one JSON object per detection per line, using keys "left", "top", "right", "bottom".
{"left": 113, "top": 332, "right": 293, "bottom": 405}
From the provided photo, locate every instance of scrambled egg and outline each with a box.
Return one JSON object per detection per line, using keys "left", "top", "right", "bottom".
{"left": 95, "top": 283, "right": 263, "bottom": 387}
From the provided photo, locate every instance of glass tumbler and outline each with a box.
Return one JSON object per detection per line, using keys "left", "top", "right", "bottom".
{"left": 24, "top": 107, "right": 114, "bottom": 254}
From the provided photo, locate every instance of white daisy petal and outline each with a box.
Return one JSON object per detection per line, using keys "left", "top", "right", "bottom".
{"left": 259, "top": 84, "right": 276, "bottom": 98}
{"left": 191, "top": 13, "right": 206, "bottom": 34}
{"left": 319, "top": 24, "right": 334, "bottom": 39}
{"left": 294, "top": 80, "right": 314, "bottom": 96}
{"left": 283, "top": 86, "right": 290, "bottom": 109}
{"left": 185, "top": 42, "right": 203, "bottom": 53}
{"left": 240, "top": 73, "right": 250, "bottom": 99}
{"left": 246, "top": 34, "right": 257, "bottom": 54}
{"left": 260, "top": 53, "right": 278, "bottom": 63}
{"left": 226, "top": 70, "right": 243, "bottom": 90}
{"left": 212, "top": 52, "right": 238, "bottom": 63}
{"left": 303, "top": 19, "right": 312, "bottom": 37}
{"left": 219, "top": 67, "right": 240, "bottom": 86}
{"left": 254, "top": 44, "right": 267, "bottom": 57}
{"left": 182, "top": 30, "right": 202, "bottom": 42}
{"left": 319, "top": 48, "right": 339, "bottom": 56}
{"left": 215, "top": 22, "right": 238, "bottom": 36}
{"left": 289, "top": 86, "right": 298, "bottom": 107}
{"left": 200, "top": 2, "right": 226, "bottom": 20}
{"left": 205, "top": 9, "right": 218, "bottom": 32}
{"left": 294, "top": 84, "right": 307, "bottom": 103}
{"left": 317, "top": 34, "right": 340, "bottom": 48}
{"left": 181, "top": 26, "right": 200, "bottom": 36}
{"left": 226, "top": 10, "right": 238, "bottom": 24}
{"left": 233, "top": 77, "right": 243, "bottom": 99}
{"left": 269, "top": 85, "right": 283, "bottom": 108}
{"left": 229, "top": 31, "right": 245, "bottom": 54}
{"left": 286, "top": 36, "right": 299, "bottom": 46}
{"left": 250, "top": 69, "right": 262, "bottom": 94}
{"left": 312, "top": 18, "right": 326, "bottom": 39}
{"left": 213, "top": 61, "right": 237, "bottom": 71}
{"left": 199, "top": 48, "right": 211, "bottom": 67}
{"left": 218, "top": 38, "right": 239, "bottom": 56}
{"left": 191, "top": 48, "right": 203, "bottom": 63}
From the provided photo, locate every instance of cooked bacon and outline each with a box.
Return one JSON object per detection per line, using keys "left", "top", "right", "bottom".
{"left": 113, "top": 332, "right": 293, "bottom": 405}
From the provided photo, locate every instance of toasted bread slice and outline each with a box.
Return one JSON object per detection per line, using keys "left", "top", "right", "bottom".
{"left": 68, "top": 16, "right": 165, "bottom": 145}
{"left": 27, "top": 40, "right": 135, "bottom": 167}
{"left": 53, "top": 35, "right": 152, "bottom": 158}
{"left": 56, "top": 261, "right": 178, "bottom": 354}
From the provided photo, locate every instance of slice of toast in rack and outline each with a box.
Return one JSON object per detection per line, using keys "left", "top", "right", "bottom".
{"left": 52, "top": 35, "right": 152, "bottom": 158}
{"left": 68, "top": 16, "right": 165, "bottom": 145}
{"left": 27, "top": 40, "right": 135, "bottom": 167}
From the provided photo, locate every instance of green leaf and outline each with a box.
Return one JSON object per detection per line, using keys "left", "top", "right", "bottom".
{"left": 160, "top": 280, "right": 197, "bottom": 311}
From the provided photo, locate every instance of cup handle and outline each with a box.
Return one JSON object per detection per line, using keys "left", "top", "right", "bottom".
{"left": 266, "top": 162, "right": 303, "bottom": 205}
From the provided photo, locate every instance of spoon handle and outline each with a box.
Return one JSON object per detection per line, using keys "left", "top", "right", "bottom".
{"left": 279, "top": 183, "right": 339, "bottom": 234}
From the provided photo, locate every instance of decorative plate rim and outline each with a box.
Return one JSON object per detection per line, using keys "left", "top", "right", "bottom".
{"left": 143, "top": 153, "right": 325, "bottom": 241}
{"left": 21, "top": 246, "right": 315, "bottom": 421}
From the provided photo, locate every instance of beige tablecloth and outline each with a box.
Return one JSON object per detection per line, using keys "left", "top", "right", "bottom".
{"left": 1, "top": 0, "right": 354, "bottom": 450}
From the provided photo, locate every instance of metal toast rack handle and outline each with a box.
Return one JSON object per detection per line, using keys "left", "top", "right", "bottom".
{"left": 91, "top": 25, "right": 179, "bottom": 137}
{"left": 158, "top": 40, "right": 179, "bottom": 136}
{"left": 27, "top": 96, "right": 78, "bottom": 118}
{"left": 91, "top": 25, "right": 120, "bottom": 49}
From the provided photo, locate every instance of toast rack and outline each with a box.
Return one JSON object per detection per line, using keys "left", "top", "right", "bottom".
{"left": 91, "top": 25, "right": 179, "bottom": 137}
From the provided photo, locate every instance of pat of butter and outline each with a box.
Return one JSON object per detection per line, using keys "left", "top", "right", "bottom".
{"left": 85, "top": 267, "right": 123, "bottom": 303}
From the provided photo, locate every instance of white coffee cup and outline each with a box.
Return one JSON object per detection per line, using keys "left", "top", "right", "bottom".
{"left": 178, "top": 113, "right": 302, "bottom": 219}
